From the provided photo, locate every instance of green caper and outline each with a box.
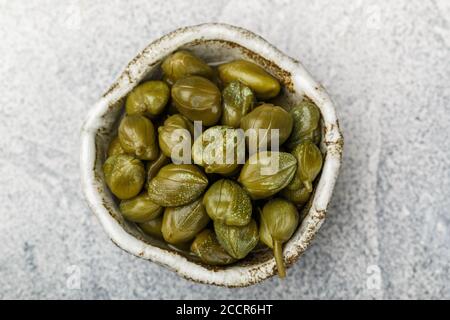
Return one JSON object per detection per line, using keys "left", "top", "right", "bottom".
{"left": 146, "top": 152, "right": 170, "bottom": 183}
{"left": 240, "top": 103, "right": 293, "bottom": 148}
{"left": 191, "top": 229, "right": 236, "bottom": 266}
{"left": 161, "top": 198, "right": 210, "bottom": 244}
{"left": 281, "top": 180, "right": 312, "bottom": 205}
{"left": 107, "top": 136, "right": 126, "bottom": 157}
{"left": 286, "top": 100, "right": 321, "bottom": 149}
{"left": 259, "top": 198, "right": 299, "bottom": 278}
{"left": 171, "top": 76, "right": 222, "bottom": 126}
{"left": 214, "top": 219, "right": 259, "bottom": 259}
{"left": 147, "top": 164, "right": 208, "bottom": 206}
{"left": 161, "top": 50, "right": 214, "bottom": 84}
{"left": 119, "top": 192, "right": 163, "bottom": 223}
{"left": 218, "top": 60, "right": 280, "bottom": 99}
{"left": 203, "top": 179, "right": 252, "bottom": 226}
{"left": 292, "top": 141, "right": 323, "bottom": 192}
{"left": 118, "top": 115, "right": 159, "bottom": 161}
{"left": 192, "top": 126, "right": 245, "bottom": 175}
{"left": 158, "top": 114, "right": 194, "bottom": 163}
{"left": 139, "top": 216, "right": 163, "bottom": 239}
{"left": 238, "top": 151, "right": 297, "bottom": 200}
{"left": 221, "top": 81, "right": 255, "bottom": 128}
{"left": 103, "top": 154, "right": 145, "bottom": 200}
{"left": 125, "top": 81, "right": 170, "bottom": 117}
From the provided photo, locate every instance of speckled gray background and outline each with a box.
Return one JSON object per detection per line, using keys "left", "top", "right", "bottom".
{"left": 0, "top": 0, "right": 449, "bottom": 300}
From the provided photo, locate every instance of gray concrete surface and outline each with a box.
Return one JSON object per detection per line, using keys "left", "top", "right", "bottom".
{"left": 0, "top": 0, "right": 449, "bottom": 299}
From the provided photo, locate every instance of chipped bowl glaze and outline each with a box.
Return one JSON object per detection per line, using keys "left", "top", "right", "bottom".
{"left": 80, "top": 23, "right": 343, "bottom": 287}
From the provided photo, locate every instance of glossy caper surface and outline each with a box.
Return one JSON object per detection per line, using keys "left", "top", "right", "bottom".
{"left": 286, "top": 100, "right": 321, "bottom": 149}
{"left": 162, "top": 50, "right": 214, "bottom": 85}
{"left": 119, "top": 192, "right": 163, "bottom": 223}
{"left": 214, "top": 219, "right": 259, "bottom": 260}
{"left": 125, "top": 81, "right": 170, "bottom": 117}
{"left": 218, "top": 60, "right": 280, "bottom": 99}
{"left": 158, "top": 114, "right": 194, "bottom": 163}
{"left": 171, "top": 76, "right": 222, "bottom": 126}
{"left": 292, "top": 141, "right": 323, "bottom": 192}
{"left": 139, "top": 216, "right": 163, "bottom": 239}
{"left": 221, "top": 81, "right": 255, "bottom": 128}
{"left": 191, "top": 229, "right": 236, "bottom": 266}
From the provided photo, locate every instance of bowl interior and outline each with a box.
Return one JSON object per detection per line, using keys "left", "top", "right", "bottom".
{"left": 93, "top": 39, "right": 322, "bottom": 271}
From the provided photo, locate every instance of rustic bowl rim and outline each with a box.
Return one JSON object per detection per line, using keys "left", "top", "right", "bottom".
{"left": 80, "top": 23, "right": 343, "bottom": 287}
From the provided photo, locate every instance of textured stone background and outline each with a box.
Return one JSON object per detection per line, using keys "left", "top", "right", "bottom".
{"left": 0, "top": 0, "right": 449, "bottom": 299}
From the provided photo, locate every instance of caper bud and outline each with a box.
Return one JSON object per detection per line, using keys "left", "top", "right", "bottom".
{"left": 161, "top": 198, "right": 210, "bottom": 244}
{"left": 221, "top": 81, "right": 255, "bottom": 128}
{"left": 281, "top": 176, "right": 312, "bottom": 205}
{"left": 214, "top": 219, "right": 259, "bottom": 259}
{"left": 238, "top": 151, "right": 297, "bottom": 200}
{"left": 161, "top": 50, "right": 214, "bottom": 84}
{"left": 103, "top": 154, "right": 145, "bottom": 200}
{"left": 292, "top": 141, "right": 323, "bottom": 192}
{"left": 158, "top": 114, "right": 194, "bottom": 163}
{"left": 118, "top": 115, "right": 159, "bottom": 161}
{"left": 147, "top": 164, "right": 208, "bottom": 206}
{"left": 191, "top": 229, "right": 236, "bottom": 266}
{"left": 146, "top": 152, "right": 170, "bottom": 183}
{"left": 139, "top": 216, "right": 163, "bottom": 239}
{"left": 240, "top": 103, "right": 293, "bottom": 149}
{"left": 125, "top": 81, "right": 170, "bottom": 117}
{"left": 171, "top": 76, "right": 222, "bottom": 126}
{"left": 119, "top": 192, "right": 163, "bottom": 223}
{"left": 203, "top": 179, "right": 252, "bottom": 226}
{"left": 192, "top": 126, "right": 245, "bottom": 175}
{"left": 260, "top": 198, "right": 299, "bottom": 278}
{"left": 107, "top": 136, "right": 126, "bottom": 157}
{"left": 218, "top": 60, "right": 280, "bottom": 99}
{"left": 286, "top": 100, "right": 321, "bottom": 149}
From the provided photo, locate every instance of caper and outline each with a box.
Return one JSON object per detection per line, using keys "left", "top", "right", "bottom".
{"left": 147, "top": 164, "right": 208, "bottom": 206}
{"left": 107, "top": 136, "right": 126, "bottom": 157}
{"left": 221, "top": 81, "right": 255, "bottom": 128}
{"left": 292, "top": 141, "right": 323, "bottom": 192}
{"left": 214, "top": 219, "right": 259, "bottom": 259}
{"left": 238, "top": 151, "right": 297, "bottom": 200}
{"left": 171, "top": 76, "right": 222, "bottom": 126}
{"left": 218, "top": 60, "right": 280, "bottom": 99}
{"left": 286, "top": 100, "right": 321, "bottom": 149}
{"left": 103, "top": 154, "right": 145, "bottom": 200}
{"left": 192, "top": 126, "right": 245, "bottom": 175}
{"left": 191, "top": 229, "right": 236, "bottom": 266}
{"left": 161, "top": 198, "right": 210, "bottom": 244}
{"left": 281, "top": 182, "right": 311, "bottom": 206}
{"left": 119, "top": 192, "right": 163, "bottom": 223}
{"left": 259, "top": 198, "right": 299, "bottom": 278}
{"left": 118, "top": 115, "right": 159, "bottom": 161}
{"left": 125, "top": 81, "right": 170, "bottom": 117}
{"left": 161, "top": 50, "right": 214, "bottom": 84}
{"left": 203, "top": 179, "right": 252, "bottom": 226}
{"left": 158, "top": 114, "right": 194, "bottom": 163}
{"left": 240, "top": 103, "right": 293, "bottom": 149}
{"left": 139, "top": 216, "right": 163, "bottom": 239}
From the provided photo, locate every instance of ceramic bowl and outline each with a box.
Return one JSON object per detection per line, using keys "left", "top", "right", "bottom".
{"left": 80, "top": 23, "right": 343, "bottom": 287}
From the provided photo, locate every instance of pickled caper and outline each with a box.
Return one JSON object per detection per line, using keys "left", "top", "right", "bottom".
{"left": 203, "top": 179, "right": 252, "bottom": 226}
{"left": 171, "top": 76, "right": 222, "bottom": 126}
{"left": 286, "top": 100, "right": 321, "bottom": 149}
{"left": 146, "top": 152, "right": 171, "bottom": 183}
{"left": 221, "top": 81, "right": 255, "bottom": 128}
{"left": 191, "top": 229, "right": 236, "bottom": 266}
{"left": 103, "top": 154, "right": 145, "bottom": 200}
{"left": 259, "top": 199, "right": 299, "bottom": 278}
{"left": 147, "top": 164, "right": 208, "bottom": 206}
{"left": 119, "top": 192, "right": 163, "bottom": 223}
{"left": 214, "top": 219, "right": 259, "bottom": 259}
{"left": 161, "top": 198, "right": 210, "bottom": 244}
{"left": 218, "top": 60, "right": 280, "bottom": 99}
{"left": 281, "top": 183, "right": 311, "bottom": 205}
{"left": 125, "top": 81, "right": 170, "bottom": 117}
{"left": 118, "top": 115, "right": 159, "bottom": 161}
{"left": 238, "top": 151, "right": 297, "bottom": 199}
{"left": 292, "top": 141, "right": 323, "bottom": 192}
{"left": 240, "top": 103, "right": 293, "bottom": 149}
{"left": 192, "top": 126, "right": 245, "bottom": 175}
{"left": 161, "top": 50, "right": 214, "bottom": 84}
{"left": 158, "top": 114, "right": 194, "bottom": 163}
{"left": 139, "top": 216, "right": 163, "bottom": 239}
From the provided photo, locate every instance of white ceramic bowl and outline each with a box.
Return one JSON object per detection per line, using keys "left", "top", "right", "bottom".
{"left": 80, "top": 23, "right": 343, "bottom": 287}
